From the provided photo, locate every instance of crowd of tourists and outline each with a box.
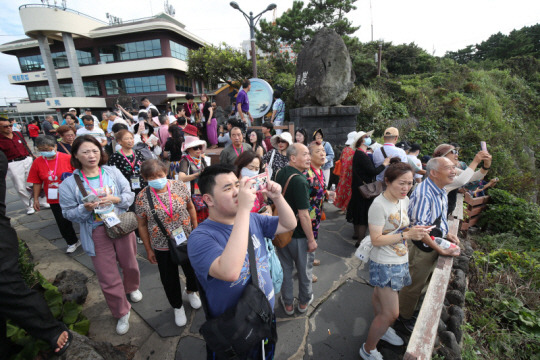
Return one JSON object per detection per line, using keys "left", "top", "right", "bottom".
{"left": 0, "top": 82, "right": 495, "bottom": 359}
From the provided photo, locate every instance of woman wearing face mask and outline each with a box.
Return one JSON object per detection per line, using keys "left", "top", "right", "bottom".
{"left": 27, "top": 136, "right": 79, "bottom": 253}
{"left": 347, "top": 131, "right": 391, "bottom": 247}
{"left": 234, "top": 150, "right": 272, "bottom": 214}
{"left": 135, "top": 159, "right": 201, "bottom": 328}
{"left": 133, "top": 114, "right": 161, "bottom": 158}
{"left": 59, "top": 135, "right": 141, "bottom": 336}
{"left": 177, "top": 136, "right": 208, "bottom": 223}
{"left": 262, "top": 132, "right": 293, "bottom": 180}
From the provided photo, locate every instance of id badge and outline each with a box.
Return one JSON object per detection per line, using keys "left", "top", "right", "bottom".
{"left": 172, "top": 227, "right": 187, "bottom": 245}
{"left": 102, "top": 210, "right": 121, "bottom": 227}
{"left": 48, "top": 188, "right": 58, "bottom": 200}
{"left": 130, "top": 176, "right": 141, "bottom": 189}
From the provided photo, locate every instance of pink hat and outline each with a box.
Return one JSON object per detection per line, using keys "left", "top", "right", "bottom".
{"left": 182, "top": 136, "right": 207, "bottom": 152}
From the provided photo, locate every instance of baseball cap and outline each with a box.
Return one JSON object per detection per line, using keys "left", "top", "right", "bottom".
{"left": 384, "top": 127, "right": 399, "bottom": 137}
{"left": 68, "top": 108, "right": 76, "bottom": 112}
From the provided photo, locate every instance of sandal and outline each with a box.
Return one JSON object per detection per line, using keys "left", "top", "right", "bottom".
{"left": 53, "top": 330, "right": 73, "bottom": 356}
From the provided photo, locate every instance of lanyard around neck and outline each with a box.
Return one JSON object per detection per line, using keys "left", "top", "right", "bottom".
{"left": 151, "top": 182, "right": 173, "bottom": 218}
{"left": 44, "top": 155, "right": 59, "bottom": 180}
{"left": 80, "top": 168, "right": 103, "bottom": 196}
{"left": 120, "top": 149, "right": 137, "bottom": 172}
{"left": 233, "top": 144, "right": 243, "bottom": 157}
{"left": 310, "top": 165, "right": 325, "bottom": 188}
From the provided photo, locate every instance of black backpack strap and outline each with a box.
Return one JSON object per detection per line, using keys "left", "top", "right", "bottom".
{"left": 247, "top": 231, "right": 259, "bottom": 288}
{"left": 381, "top": 146, "right": 388, "bottom": 159}
{"left": 145, "top": 186, "right": 170, "bottom": 238}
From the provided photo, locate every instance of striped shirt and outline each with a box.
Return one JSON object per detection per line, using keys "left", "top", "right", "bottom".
{"left": 408, "top": 177, "right": 449, "bottom": 250}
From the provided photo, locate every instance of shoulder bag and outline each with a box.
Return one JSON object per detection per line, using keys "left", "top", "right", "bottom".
{"left": 358, "top": 148, "right": 388, "bottom": 199}
{"left": 265, "top": 237, "right": 283, "bottom": 294}
{"left": 74, "top": 175, "right": 138, "bottom": 239}
{"left": 200, "top": 232, "right": 276, "bottom": 359}
{"left": 186, "top": 157, "right": 207, "bottom": 211}
{"left": 272, "top": 172, "right": 299, "bottom": 248}
{"left": 145, "top": 187, "right": 188, "bottom": 265}
{"left": 355, "top": 199, "right": 403, "bottom": 263}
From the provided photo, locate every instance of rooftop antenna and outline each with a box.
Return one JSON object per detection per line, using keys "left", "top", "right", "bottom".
{"left": 106, "top": 12, "right": 123, "bottom": 25}
{"left": 164, "top": 0, "right": 175, "bottom": 16}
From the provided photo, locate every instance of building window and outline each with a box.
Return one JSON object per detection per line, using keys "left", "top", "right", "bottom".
{"left": 105, "top": 75, "right": 166, "bottom": 95}
{"left": 84, "top": 81, "right": 102, "bottom": 96}
{"left": 27, "top": 85, "right": 51, "bottom": 101}
{"left": 99, "top": 39, "right": 162, "bottom": 63}
{"left": 60, "top": 83, "right": 75, "bottom": 97}
{"left": 174, "top": 74, "right": 192, "bottom": 92}
{"left": 19, "top": 55, "right": 44, "bottom": 72}
{"left": 77, "top": 49, "right": 97, "bottom": 66}
{"left": 170, "top": 40, "right": 188, "bottom": 61}
{"left": 52, "top": 52, "right": 69, "bottom": 68}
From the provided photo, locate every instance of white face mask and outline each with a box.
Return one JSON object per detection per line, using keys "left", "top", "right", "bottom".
{"left": 241, "top": 167, "right": 259, "bottom": 178}
{"left": 142, "top": 130, "right": 149, "bottom": 134}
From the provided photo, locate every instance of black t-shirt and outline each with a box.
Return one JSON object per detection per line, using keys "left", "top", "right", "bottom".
{"left": 202, "top": 101, "right": 212, "bottom": 120}
{"left": 276, "top": 166, "right": 310, "bottom": 238}
{"left": 164, "top": 137, "right": 184, "bottom": 161}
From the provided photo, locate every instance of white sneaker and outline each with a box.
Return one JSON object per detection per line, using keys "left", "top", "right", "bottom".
{"left": 174, "top": 307, "right": 187, "bottom": 327}
{"left": 380, "top": 326, "right": 404, "bottom": 346}
{"left": 41, "top": 203, "right": 50, "bottom": 209}
{"left": 66, "top": 241, "right": 81, "bottom": 254}
{"left": 129, "top": 289, "right": 143, "bottom": 303}
{"left": 116, "top": 311, "right": 130, "bottom": 335}
{"left": 186, "top": 292, "right": 201, "bottom": 309}
{"left": 26, "top": 207, "right": 35, "bottom": 215}
{"left": 359, "top": 343, "right": 383, "bottom": 360}
{"left": 136, "top": 237, "right": 143, "bottom": 244}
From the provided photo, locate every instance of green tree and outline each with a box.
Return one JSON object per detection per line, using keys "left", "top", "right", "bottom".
{"left": 256, "top": 0, "right": 359, "bottom": 54}
{"left": 187, "top": 43, "right": 274, "bottom": 88}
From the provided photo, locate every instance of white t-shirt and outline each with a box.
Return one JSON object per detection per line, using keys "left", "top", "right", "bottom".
{"left": 368, "top": 194, "right": 410, "bottom": 265}
{"left": 407, "top": 154, "right": 423, "bottom": 179}
{"left": 76, "top": 127, "right": 107, "bottom": 143}
{"left": 373, "top": 144, "right": 408, "bottom": 181}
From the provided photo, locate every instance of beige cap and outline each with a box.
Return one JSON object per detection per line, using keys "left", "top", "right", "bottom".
{"left": 384, "top": 127, "right": 399, "bottom": 137}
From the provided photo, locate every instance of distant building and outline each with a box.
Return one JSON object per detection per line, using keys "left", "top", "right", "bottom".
{"left": 0, "top": 3, "right": 209, "bottom": 118}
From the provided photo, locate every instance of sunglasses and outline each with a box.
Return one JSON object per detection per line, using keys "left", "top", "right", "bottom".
{"left": 191, "top": 145, "right": 203, "bottom": 151}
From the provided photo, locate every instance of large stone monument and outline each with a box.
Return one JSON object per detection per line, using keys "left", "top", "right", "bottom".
{"left": 290, "top": 28, "right": 359, "bottom": 146}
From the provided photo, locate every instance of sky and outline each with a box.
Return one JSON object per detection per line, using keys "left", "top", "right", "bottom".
{"left": 1, "top": 0, "right": 539, "bottom": 105}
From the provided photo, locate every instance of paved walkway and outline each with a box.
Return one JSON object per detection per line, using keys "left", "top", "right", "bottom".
{"left": 7, "top": 178, "right": 406, "bottom": 359}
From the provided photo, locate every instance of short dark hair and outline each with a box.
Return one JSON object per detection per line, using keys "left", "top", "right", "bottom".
{"left": 138, "top": 111, "right": 149, "bottom": 121}
{"left": 262, "top": 122, "right": 274, "bottom": 131}
{"left": 141, "top": 159, "right": 168, "bottom": 179}
{"left": 198, "top": 164, "right": 235, "bottom": 196}
{"left": 64, "top": 113, "right": 78, "bottom": 121}
{"left": 242, "top": 79, "right": 251, "bottom": 88}
{"left": 111, "top": 123, "right": 128, "bottom": 133}
{"left": 81, "top": 115, "right": 94, "bottom": 123}
{"left": 149, "top": 108, "right": 159, "bottom": 117}
{"left": 410, "top": 143, "right": 421, "bottom": 152}
{"left": 234, "top": 150, "right": 262, "bottom": 178}
{"left": 273, "top": 91, "right": 281, "bottom": 99}
{"left": 384, "top": 158, "right": 413, "bottom": 184}
{"left": 177, "top": 117, "right": 187, "bottom": 126}
{"left": 185, "top": 93, "right": 194, "bottom": 100}
{"left": 71, "top": 135, "right": 108, "bottom": 169}
{"left": 141, "top": 97, "right": 149, "bottom": 102}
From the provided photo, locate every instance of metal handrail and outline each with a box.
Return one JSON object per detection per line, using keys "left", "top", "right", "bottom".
{"left": 19, "top": 4, "right": 107, "bottom": 24}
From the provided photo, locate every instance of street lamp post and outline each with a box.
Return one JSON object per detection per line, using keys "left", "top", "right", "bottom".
{"left": 230, "top": 1, "right": 276, "bottom": 78}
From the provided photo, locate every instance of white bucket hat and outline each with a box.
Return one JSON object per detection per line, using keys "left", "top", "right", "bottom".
{"left": 345, "top": 131, "right": 358, "bottom": 146}
{"left": 350, "top": 130, "right": 374, "bottom": 148}
{"left": 270, "top": 132, "right": 293, "bottom": 149}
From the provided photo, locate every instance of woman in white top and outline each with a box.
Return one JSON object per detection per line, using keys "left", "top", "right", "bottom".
{"left": 359, "top": 159, "right": 430, "bottom": 360}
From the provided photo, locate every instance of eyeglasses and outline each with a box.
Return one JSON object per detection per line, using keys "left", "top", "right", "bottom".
{"left": 444, "top": 149, "right": 459, "bottom": 156}
{"left": 191, "top": 145, "right": 203, "bottom": 151}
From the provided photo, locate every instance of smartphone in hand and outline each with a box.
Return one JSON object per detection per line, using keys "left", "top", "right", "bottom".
{"left": 248, "top": 169, "right": 269, "bottom": 192}
{"left": 480, "top": 141, "right": 487, "bottom": 152}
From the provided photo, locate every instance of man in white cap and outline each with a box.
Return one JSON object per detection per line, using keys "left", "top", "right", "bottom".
{"left": 372, "top": 127, "right": 408, "bottom": 181}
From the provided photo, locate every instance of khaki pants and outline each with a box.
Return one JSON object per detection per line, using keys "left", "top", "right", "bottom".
{"left": 398, "top": 240, "right": 439, "bottom": 319}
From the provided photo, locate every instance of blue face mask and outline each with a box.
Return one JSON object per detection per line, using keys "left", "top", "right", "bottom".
{"left": 364, "top": 137, "right": 372, "bottom": 146}
{"left": 241, "top": 167, "right": 259, "bottom": 178}
{"left": 40, "top": 150, "right": 56, "bottom": 158}
{"left": 148, "top": 178, "right": 168, "bottom": 190}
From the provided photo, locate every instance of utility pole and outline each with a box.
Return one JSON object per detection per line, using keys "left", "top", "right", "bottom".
{"left": 377, "top": 44, "right": 382, "bottom": 76}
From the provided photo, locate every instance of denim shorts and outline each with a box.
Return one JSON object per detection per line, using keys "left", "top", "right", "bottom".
{"left": 369, "top": 260, "right": 412, "bottom": 291}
